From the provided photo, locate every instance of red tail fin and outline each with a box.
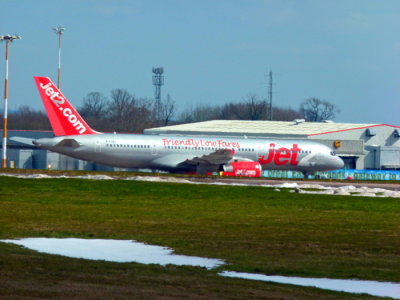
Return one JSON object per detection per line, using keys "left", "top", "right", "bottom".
{"left": 34, "top": 77, "right": 99, "bottom": 136}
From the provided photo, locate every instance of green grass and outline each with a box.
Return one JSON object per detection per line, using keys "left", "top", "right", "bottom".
{"left": 0, "top": 175, "right": 399, "bottom": 299}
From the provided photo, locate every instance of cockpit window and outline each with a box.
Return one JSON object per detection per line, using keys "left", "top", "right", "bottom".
{"left": 330, "top": 151, "right": 335, "bottom": 156}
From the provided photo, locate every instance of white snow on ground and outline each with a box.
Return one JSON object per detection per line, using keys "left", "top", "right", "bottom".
{"left": 0, "top": 238, "right": 224, "bottom": 269}
{"left": 2, "top": 172, "right": 400, "bottom": 198}
{"left": 126, "top": 176, "right": 194, "bottom": 184}
{"left": 274, "top": 182, "right": 300, "bottom": 189}
{"left": 220, "top": 271, "right": 400, "bottom": 299}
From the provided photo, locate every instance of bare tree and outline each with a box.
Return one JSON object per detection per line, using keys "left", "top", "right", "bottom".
{"left": 219, "top": 102, "right": 242, "bottom": 120}
{"left": 160, "top": 94, "right": 176, "bottom": 126}
{"left": 108, "top": 89, "right": 137, "bottom": 132}
{"left": 132, "top": 98, "right": 153, "bottom": 131}
{"left": 273, "top": 107, "right": 303, "bottom": 121}
{"left": 78, "top": 92, "right": 109, "bottom": 131}
{"left": 80, "top": 92, "right": 108, "bottom": 119}
{"left": 179, "top": 104, "right": 221, "bottom": 123}
{"left": 219, "top": 95, "right": 268, "bottom": 121}
{"left": 243, "top": 93, "right": 268, "bottom": 120}
{"left": 299, "top": 97, "right": 340, "bottom": 122}
{"left": 108, "top": 89, "right": 153, "bottom": 132}
{"left": 8, "top": 105, "right": 51, "bottom": 130}
{"left": 177, "top": 93, "right": 304, "bottom": 123}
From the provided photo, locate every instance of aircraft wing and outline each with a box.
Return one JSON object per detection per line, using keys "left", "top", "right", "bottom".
{"left": 179, "top": 149, "right": 236, "bottom": 167}
{"left": 152, "top": 149, "right": 240, "bottom": 171}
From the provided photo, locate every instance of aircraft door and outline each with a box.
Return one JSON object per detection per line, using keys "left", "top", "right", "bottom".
{"left": 95, "top": 140, "right": 101, "bottom": 153}
{"left": 255, "top": 143, "right": 261, "bottom": 160}
{"left": 151, "top": 144, "right": 157, "bottom": 155}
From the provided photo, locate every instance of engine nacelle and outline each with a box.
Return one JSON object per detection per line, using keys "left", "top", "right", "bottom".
{"left": 221, "top": 161, "right": 262, "bottom": 177}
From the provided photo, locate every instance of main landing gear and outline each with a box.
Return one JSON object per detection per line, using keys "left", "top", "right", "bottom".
{"left": 302, "top": 171, "right": 315, "bottom": 179}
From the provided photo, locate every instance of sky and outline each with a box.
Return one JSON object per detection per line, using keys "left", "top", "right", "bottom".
{"left": 0, "top": 0, "right": 399, "bottom": 125}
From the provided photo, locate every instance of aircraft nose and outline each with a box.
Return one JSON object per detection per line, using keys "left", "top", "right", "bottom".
{"left": 333, "top": 156, "right": 344, "bottom": 169}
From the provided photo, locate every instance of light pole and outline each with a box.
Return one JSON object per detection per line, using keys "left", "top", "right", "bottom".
{"left": 0, "top": 34, "right": 21, "bottom": 168}
{"left": 53, "top": 25, "right": 65, "bottom": 88}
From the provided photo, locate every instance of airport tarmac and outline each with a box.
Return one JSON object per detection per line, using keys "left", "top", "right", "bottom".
{"left": 189, "top": 176, "right": 400, "bottom": 191}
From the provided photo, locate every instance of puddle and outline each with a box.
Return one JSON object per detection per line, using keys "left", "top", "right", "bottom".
{"left": 220, "top": 271, "right": 400, "bottom": 299}
{"left": 0, "top": 238, "right": 224, "bottom": 269}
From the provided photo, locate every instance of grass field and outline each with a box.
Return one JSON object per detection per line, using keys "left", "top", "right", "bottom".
{"left": 0, "top": 174, "right": 399, "bottom": 299}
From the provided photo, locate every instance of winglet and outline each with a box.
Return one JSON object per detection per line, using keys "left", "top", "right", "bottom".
{"left": 34, "top": 77, "right": 100, "bottom": 136}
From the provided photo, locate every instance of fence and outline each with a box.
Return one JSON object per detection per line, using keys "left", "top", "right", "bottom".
{"left": 262, "top": 169, "right": 400, "bottom": 181}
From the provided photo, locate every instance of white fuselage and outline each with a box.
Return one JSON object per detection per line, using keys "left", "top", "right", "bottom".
{"left": 34, "top": 133, "right": 344, "bottom": 174}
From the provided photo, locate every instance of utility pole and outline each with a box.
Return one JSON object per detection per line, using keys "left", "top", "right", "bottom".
{"left": 1, "top": 34, "right": 21, "bottom": 168}
{"left": 53, "top": 25, "right": 65, "bottom": 89}
{"left": 268, "top": 70, "right": 273, "bottom": 120}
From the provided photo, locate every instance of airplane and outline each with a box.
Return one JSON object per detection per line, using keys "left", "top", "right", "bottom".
{"left": 17, "top": 77, "right": 344, "bottom": 178}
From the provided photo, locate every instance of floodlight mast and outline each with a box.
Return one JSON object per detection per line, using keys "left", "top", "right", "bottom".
{"left": 0, "top": 34, "right": 21, "bottom": 168}
{"left": 53, "top": 25, "right": 65, "bottom": 89}
{"left": 152, "top": 67, "right": 164, "bottom": 125}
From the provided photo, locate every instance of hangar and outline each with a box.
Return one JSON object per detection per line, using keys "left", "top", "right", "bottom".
{"left": 144, "top": 120, "right": 400, "bottom": 170}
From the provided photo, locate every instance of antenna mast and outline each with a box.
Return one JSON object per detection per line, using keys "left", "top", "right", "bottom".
{"left": 268, "top": 70, "right": 273, "bottom": 120}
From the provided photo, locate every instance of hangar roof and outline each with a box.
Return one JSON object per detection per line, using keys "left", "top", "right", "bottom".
{"left": 145, "top": 120, "right": 397, "bottom": 138}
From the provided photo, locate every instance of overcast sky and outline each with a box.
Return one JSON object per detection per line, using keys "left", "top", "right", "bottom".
{"left": 0, "top": 0, "right": 399, "bottom": 125}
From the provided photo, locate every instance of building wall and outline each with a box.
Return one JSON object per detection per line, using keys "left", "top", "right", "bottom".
{"left": 310, "top": 126, "right": 400, "bottom": 147}
{"left": 309, "top": 126, "right": 400, "bottom": 169}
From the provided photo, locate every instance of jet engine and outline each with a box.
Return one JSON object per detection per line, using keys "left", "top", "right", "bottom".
{"left": 221, "top": 161, "right": 262, "bottom": 177}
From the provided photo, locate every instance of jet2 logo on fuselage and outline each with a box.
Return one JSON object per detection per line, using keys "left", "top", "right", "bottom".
{"left": 258, "top": 143, "right": 301, "bottom": 166}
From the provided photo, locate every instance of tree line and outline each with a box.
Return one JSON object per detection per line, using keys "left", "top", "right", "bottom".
{"left": 4, "top": 88, "right": 339, "bottom": 133}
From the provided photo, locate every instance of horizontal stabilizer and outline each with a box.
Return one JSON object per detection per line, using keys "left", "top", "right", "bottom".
{"left": 9, "top": 136, "right": 34, "bottom": 145}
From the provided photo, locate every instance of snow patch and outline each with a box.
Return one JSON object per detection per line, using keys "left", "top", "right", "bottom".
{"left": 0, "top": 238, "right": 224, "bottom": 269}
{"left": 275, "top": 182, "right": 299, "bottom": 188}
{"left": 298, "top": 189, "right": 335, "bottom": 195}
{"left": 220, "top": 271, "right": 400, "bottom": 299}
{"left": 126, "top": 176, "right": 193, "bottom": 184}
